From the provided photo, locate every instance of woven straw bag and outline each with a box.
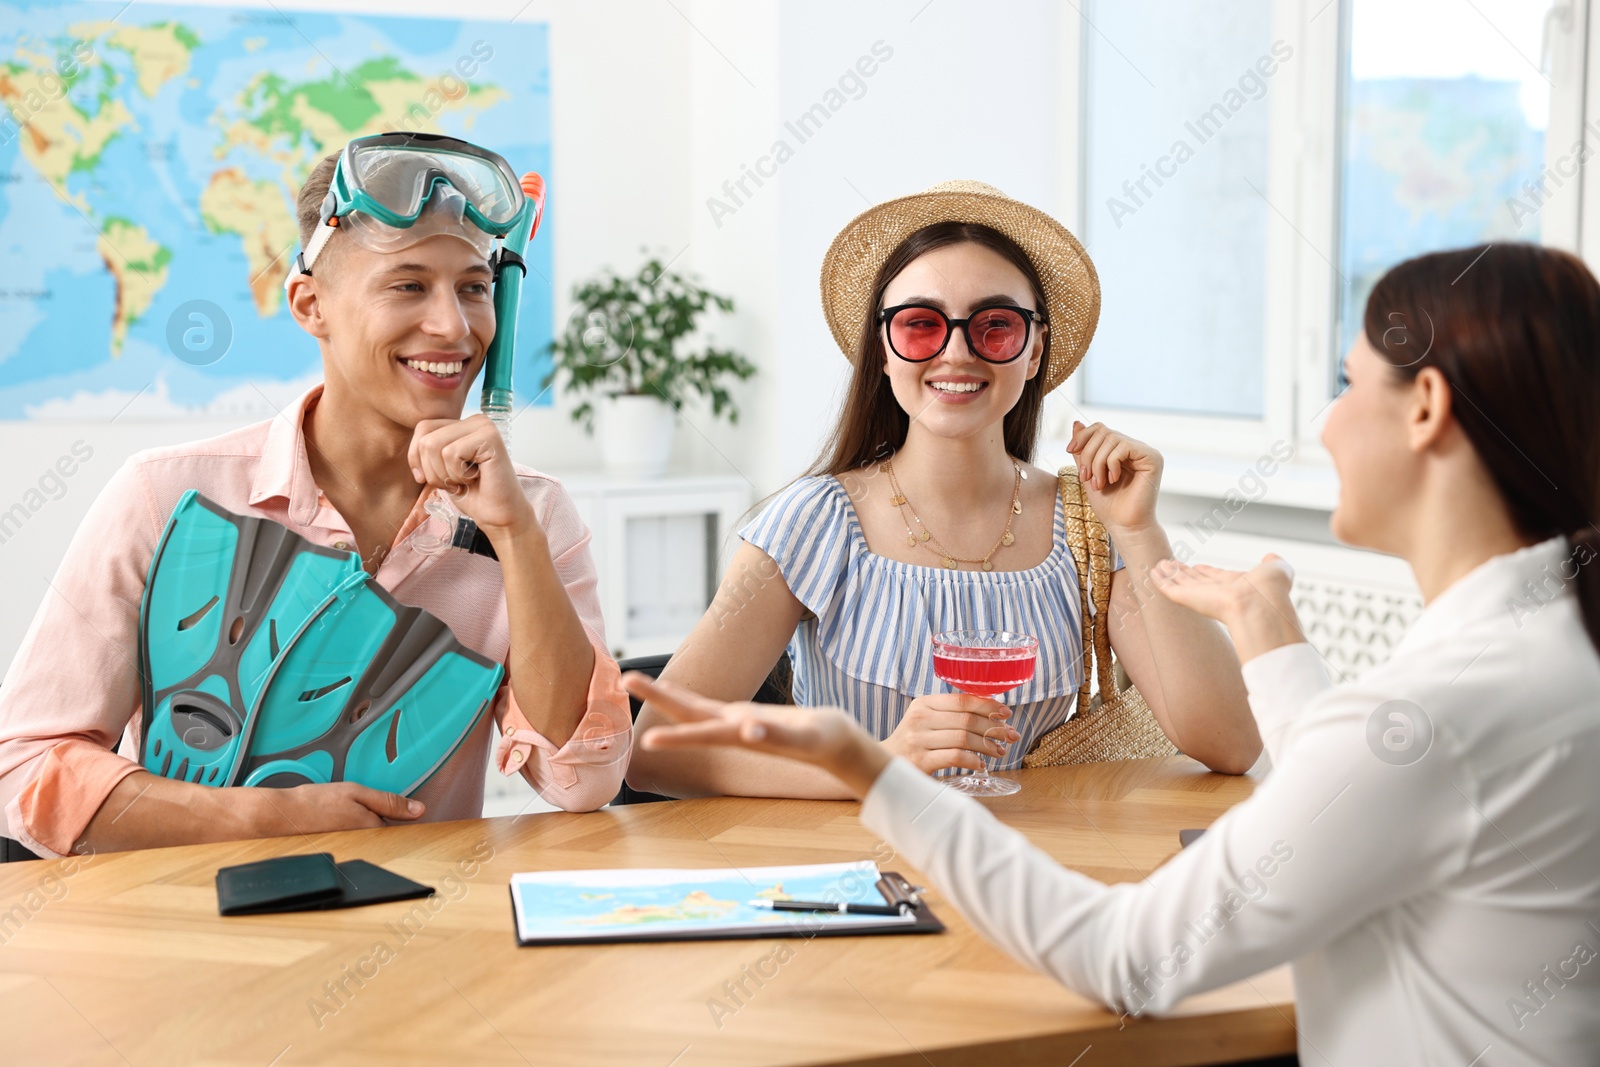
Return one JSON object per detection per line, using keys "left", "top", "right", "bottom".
{"left": 1022, "top": 467, "right": 1179, "bottom": 767}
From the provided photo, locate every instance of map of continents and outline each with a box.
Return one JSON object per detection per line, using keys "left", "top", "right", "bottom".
{"left": 0, "top": 2, "right": 551, "bottom": 420}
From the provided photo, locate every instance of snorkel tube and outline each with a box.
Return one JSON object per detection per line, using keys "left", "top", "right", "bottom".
{"left": 481, "top": 172, "right": 546, "bottom": 444}
{"left": 412, "top": 171, "right": 546, "bottom": 561}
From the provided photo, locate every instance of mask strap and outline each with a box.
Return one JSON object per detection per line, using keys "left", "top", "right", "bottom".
{"left": 284, "top": 217, "right": 340, "bottom": 290}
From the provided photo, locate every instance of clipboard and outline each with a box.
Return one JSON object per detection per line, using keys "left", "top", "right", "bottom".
{"left": 508, "top": 862, "right": 945, "bottom": 946}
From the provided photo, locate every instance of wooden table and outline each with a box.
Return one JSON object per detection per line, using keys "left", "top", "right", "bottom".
{"left": 0, "top": 757, "right": 1296, "bottom": 1066}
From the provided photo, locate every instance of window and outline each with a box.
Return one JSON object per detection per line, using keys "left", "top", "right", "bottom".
{"left": 1335, "top": 0, "right": 1559, "bottom": 389}
{"left": 1079, "top": 0, "right": 1278, "bottom": 419}
{"left": 1068, "top": 0, "right": 1585, "bottom": 474}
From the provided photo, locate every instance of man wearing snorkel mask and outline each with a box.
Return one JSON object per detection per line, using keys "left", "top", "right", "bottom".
{"left": 0, "top": 133, "right": 629, "bottom": 858}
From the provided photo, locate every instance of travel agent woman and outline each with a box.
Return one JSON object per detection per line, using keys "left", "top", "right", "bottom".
{"left": 629, "top": 181, "right": 1262, "bottom": 799}
{"left": 628, "top": 243, "right": 1600, "bottom": 1063}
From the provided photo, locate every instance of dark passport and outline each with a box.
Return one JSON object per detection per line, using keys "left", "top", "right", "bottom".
{"left": 216, "top": 853, "right": 434, "bottom": 916}
{"left": 309, "top": 859, "right": 435, "bottom": 910}
{"left": 216, "top": 853, "right": 343, "bottom": 915}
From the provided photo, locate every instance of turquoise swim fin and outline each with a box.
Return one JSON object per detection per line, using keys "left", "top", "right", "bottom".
{"left": 138, "top": 491, "right": 362, "bottom": 786}
{"left": 234, "top": 575, "right": 505, "bottom": 796}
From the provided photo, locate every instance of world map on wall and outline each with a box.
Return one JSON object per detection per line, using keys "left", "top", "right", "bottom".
{"left": 0, "top": 2, "right": 551, "bottom": 420}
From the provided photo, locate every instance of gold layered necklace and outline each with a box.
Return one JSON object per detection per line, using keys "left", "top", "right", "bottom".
{"left": 881, "top": 458, "right": 1024, "bottom": 571}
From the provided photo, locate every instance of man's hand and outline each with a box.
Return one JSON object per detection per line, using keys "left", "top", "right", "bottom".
{"left": 408, "top": 415, "right": 536, "bottom": 536}
{"left": 251, "top": 781, "right": 427, "bottom": 837}
{"left": 80, "top": 773, "right": 428, "bottom": 853}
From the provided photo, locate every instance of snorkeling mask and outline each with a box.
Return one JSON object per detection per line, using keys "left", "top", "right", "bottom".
{"left": 286, "top": 131, "right": 547, "bottom": 561}
{"left": 288, "top": 131, "right": 534, "bottom": 276}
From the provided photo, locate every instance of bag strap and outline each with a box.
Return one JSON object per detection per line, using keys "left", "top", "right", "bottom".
{"left": 1082, "top": 477, "right": 1120, "bottom": 699}
{"left": 1058, "top": 466, "right": 1116, "bottom": 715}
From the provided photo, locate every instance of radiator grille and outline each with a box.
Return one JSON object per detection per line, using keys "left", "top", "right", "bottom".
{"left": 1291, "top": 578, "right": 1423, "bottom": 682}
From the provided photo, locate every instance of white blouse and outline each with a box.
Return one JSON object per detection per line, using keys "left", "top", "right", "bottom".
{"left": 860, "top": 536, "right": 1600, "bottom": 1066}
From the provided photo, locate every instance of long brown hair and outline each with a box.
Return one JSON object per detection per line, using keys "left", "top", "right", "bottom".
{"left": 806, "top": 222, "right": 1051, "bottom": 477}
{"left": 1364, "top": 244, "right": 1600, "bottom": 655}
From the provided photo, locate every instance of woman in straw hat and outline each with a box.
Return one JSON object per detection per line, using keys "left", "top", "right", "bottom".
{"left": 627, "top": 182, "right": 1262, "bottom": 799}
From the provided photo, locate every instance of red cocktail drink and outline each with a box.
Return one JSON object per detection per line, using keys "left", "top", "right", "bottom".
{"left": 930, "top": 630, "right": 1038, "bottom": 797}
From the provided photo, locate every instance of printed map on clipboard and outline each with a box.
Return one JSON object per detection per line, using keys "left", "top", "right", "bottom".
{"left": 510, "top": 861, "right": 941, "bottom": 945}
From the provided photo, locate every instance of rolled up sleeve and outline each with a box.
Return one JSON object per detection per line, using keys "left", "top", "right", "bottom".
{"left": 10, "top": 742, "right": 143, "bottom": 858}
{"left": 493, "top": 635, "right": 631, "bottom": 811}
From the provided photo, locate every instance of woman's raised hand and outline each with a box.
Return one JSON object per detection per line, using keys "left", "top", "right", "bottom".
{"left": 624, "top": 673, "right": 892, "bottom": 798}
{"left": 1068, "top": 420, "right": 1162, "bottom": 532}
{"left": 882, "top": 693, "right": 1020, "bottom": 775}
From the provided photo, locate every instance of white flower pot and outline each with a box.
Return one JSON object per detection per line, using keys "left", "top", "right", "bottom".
{"left": 597, "top": 394, "right": 677, "bottom": 478}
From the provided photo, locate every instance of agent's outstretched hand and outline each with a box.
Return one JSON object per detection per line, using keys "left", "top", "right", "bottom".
{"left": 624, "top": 673, "right": 891, "bottom": 799}
{"left": 1149, "top": 554, "right": 1308, "bottom": 664}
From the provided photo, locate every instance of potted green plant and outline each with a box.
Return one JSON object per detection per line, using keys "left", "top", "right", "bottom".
{"left": 543, "top": 255, "right": 757, "bottom": 478}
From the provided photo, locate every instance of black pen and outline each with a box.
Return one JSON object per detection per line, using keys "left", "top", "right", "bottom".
{"left": 747, "top": 899, "right": 908, "bottom": 916}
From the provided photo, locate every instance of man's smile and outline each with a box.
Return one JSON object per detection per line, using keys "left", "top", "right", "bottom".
{"left": 397, "top": 351, "right": 473, "bottom": 389}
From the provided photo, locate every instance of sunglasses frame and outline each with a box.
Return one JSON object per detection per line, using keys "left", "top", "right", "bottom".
{"left": 877, "top": 302, "right": 1047, "bottom": 364}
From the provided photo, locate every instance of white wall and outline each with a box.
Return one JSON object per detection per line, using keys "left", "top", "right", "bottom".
{"left": 767, "top": 0, "right": 1064, "bottom": 485}
{"left": 669, "top": 0, "right": 1064, "bottom": 495}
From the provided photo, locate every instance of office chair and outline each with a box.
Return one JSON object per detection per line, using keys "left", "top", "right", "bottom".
{"left": 611, "top": 651, "right": 792, "bottom": 805}
{"left": 1, "top": 836, "right": 39, "bottom": 863}
{"left": 0, "top": 682, "right": 39, "bottom": 861}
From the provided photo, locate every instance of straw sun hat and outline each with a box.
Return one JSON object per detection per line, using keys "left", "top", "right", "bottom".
{"left": 819, "top": 180, "right": 1101, "bottom": 393}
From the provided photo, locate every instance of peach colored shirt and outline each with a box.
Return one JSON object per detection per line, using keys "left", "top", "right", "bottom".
{"left": 0, "top": 387, "right": 630, "bottom": 858}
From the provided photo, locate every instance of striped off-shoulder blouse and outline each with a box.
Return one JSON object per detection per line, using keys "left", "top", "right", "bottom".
{"left": 739, "top": 474, "right": 1120, "bottom": 771}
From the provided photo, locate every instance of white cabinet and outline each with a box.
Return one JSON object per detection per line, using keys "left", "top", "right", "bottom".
{"left": 483, "top": 472, "right": 752, "bottom": 815}
{"left": 558, "top": 473, "right": 753, "bottom": 660}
